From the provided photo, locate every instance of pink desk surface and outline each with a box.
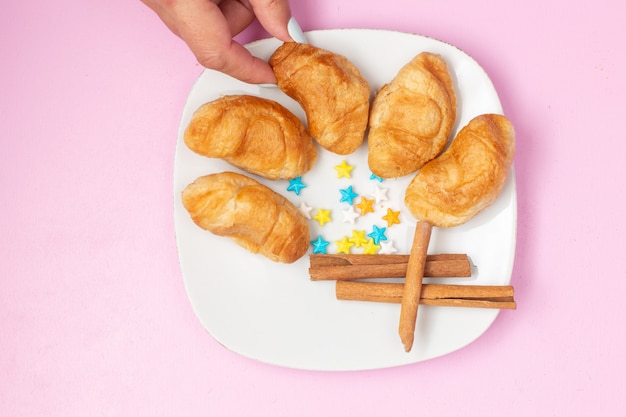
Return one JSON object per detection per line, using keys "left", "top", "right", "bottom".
{"left": 2, "top": 0, "right": 625, "bottom": 415}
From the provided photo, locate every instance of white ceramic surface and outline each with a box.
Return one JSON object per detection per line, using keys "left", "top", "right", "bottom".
{"left": 173, "top": 29, "right": 517, "bottom": 371}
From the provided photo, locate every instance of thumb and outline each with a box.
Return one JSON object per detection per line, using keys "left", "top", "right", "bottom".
{"left": 248, "top": 0, "right": 296, "bottom": 42}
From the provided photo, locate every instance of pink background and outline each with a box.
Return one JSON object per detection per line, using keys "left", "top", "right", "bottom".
{"left": 2, "top": 0, "right": 625, "bottom": 415}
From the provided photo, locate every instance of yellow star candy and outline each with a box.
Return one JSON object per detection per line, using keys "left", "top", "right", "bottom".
{"left": 362, "top": 238, "right": 380, "bottom": 255}
{"left": 335, "top": 236, "right": 354, "bottom": 254}
{"left": 313, "top": 208, "right": 332, "bottom": 226}
{"left": 382, "top": 208, "right": 401, "bottom": 227}
{"left": 355, "top": 197, "right": 375, "bottom": 215}
{"left": 348, "top": 230, "right": 368, "bottom": 248}
{"left": 334, "top": 160, "right": 354, "bottom": 179}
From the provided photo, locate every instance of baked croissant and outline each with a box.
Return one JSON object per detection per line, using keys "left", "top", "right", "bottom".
{"left": 182, "top": 172, "right": 310, "bottom": 263}
{"left": 269, "top": 42, "right": 370, "bottom": 155}
{"left": 184, "top": 95, "right": 317, "bottom": 180}
{"left": 404, "top": 114, "right": 515, "bottom": 228}
{"left": 368, "top": 52, "right": 457, "bottom": 178}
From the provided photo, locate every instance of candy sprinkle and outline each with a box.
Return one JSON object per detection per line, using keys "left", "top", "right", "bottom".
{"left": 334, "top": 160, "right": 354, "bottom": 179}
{"left": 371, "top": 186, "right": 389, "bottom": 204}
{"left": 355, "top": 197, "right": 375, "bottom": 215}
{"left": 339, "top": 185, "right": 359, "bottom": 205}
{"left": 286, "top": 176, "right": 306, "bottom": 195}
{"left": 298, "top": 202, "right": 313, "bottom": 219}
{"left": 361, "top": 238, "right": 380, "bottom": 255}
{"left": 335, "top": 236, "right": 354, "bottom": 254}
{"left": 348, "top": 230, "right": 368, "bottom": 248}
{"left": 379, "top": 240, "right": 398, "bottom": 255}
{"left": 369, "top": 172, "right": 383, "bottom": 182}
{"left": 367, "top": 225, "right": 388, "bottom": 245}
{"left": 313, "top": 208, "right": 332, "bottom": 226}
{"left": 310, "top": 235, "right": 330, "bottom": 254}
{"left": 382, "top": 208, "right": 401, "bottom": 227}
{"left": 341, "top": 206, "right": 360, "bottom": 224}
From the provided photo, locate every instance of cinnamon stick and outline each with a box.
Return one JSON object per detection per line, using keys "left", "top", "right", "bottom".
{"left": 309, "top": 254, "right": 471, "bottom": 280}
{"left": 399, "top": 221, "right": 432, "bottom": 352}
{"left": 420, "top": 298, "right": 516, "bottom": 309}
{"left": 335, "top": 281, "right": 516, "bottom": 310}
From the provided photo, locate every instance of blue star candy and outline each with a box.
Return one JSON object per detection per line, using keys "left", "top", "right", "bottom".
{"left": 339, "top": 185, "right": 359, "bottom": 205}
{"left": 369, "top": 172, "right": 383, "bottom": 183}
{"left": 287, "top": 176, "right": 307, "bottom": 195}
{"left": 367, "top": 225, "right": 388, "bottom": 245}
{"left": 310, "top": 235, "right": 330, "bottom": 254}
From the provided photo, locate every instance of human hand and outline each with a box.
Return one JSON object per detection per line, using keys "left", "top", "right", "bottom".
{"left": 141, "top": 0, "right": 302, "bottom": 84}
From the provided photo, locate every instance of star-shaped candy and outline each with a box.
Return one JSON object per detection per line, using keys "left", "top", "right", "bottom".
{"left": 335, "top": 236, "right": 354, "bottom": 254}
{"left": 287, "top": 176, "right": 306, "bottom": 195}
{"left": 339, "top": 185, "right": 359, "bottom": 205}
{"left": 348, "top": 230, "right": 368, "bottom": 248}
{"left": 298, "top": 202, "right": 313, "bottom": 219}
{"left": 371, "top": 186, "right": 388, "bottom": 204}
{"left": 381, "top": 208, "right": 401, "bottom": 227}
{"left": 313, "top": 208, "right": 332, "bottom": 226}
{"left": 310, "top": 235, "right": 330, "bottom": 254}
{"left": 334, "top": 160, "right": 354, "bottom": 179}
{"left": 378, "top": 240, "right": 398, "bottom": 255}
{"left": 341, "top": 206, "right": 360, "bottom": 224}
{"left": 362, "top": 238, "right": 380, "bottom": 255}
{"left": 355, "top": 197, "right": 375, "bottom": 215}
{"left": 367, "top": 225, "right": 388, "bottom": 245}
{"left": 369, "top": 172, "right": 383, "bottom": 182}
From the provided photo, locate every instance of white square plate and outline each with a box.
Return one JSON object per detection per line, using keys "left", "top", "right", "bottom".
{"left": 173, "top": 29, "right": 516, "bottom": 371}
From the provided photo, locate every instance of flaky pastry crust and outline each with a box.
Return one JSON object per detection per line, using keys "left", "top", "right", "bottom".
{"left": 184, "top": 95, "right": 317, "bottom": 180}
{"left": 182, "top": 172, "right": 310, "bottom": 263}
{"left": 368, "top": 52, "right": 457, "bottom": 178}
{"left": 404, "top": 114, "right": 515, "bottom": 227}
{"left": 269, "top": 42, "right": 370, "bottom": 155}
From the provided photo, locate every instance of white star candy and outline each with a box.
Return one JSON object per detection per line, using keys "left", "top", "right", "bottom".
{"left": 299, "top": 202, "right": 313, "bottom": 219}
{"left": 378, "top": 240, "right": 398, "bottom": 255}
{"left": 341, "top": 206, "right": 360, "bottom": 224}
{"left": 371, "top": 186, "right": 389, "bottom": 204}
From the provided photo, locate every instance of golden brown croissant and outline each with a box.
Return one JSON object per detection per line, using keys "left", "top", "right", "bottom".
{"left": 269, "top": 42, "right": 370, "bottom": 155}
{"left": 404, "top": 114, "right": 515, "bottom": 228}
{"left": 368, "top": 52, "right": 457, "bottom": 178}
{"left": 182, "top": 172, "right": 310, "bottom": 263}
{"left": 184, "top": 95, "right": 317, "bottom": 180}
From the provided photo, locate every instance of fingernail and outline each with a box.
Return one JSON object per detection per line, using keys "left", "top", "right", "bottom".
{"left": 287, "top": 17, "right": 307, "bottom": 44}
{"left": 258, "top": 83, "right": 278, "bottom": 88}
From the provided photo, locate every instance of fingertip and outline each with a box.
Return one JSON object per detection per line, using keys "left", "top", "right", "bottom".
{"left": 231, "top": 63, "right": 278, "bottom": 85}
{"left": 232, "top": 56, "right": 278, "bottom": 85}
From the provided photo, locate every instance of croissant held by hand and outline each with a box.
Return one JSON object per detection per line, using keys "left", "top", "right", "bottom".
{"left": 184, "top": 95, "right": 317, "bottom": 180}
{"left": 270, "top": 42, "right": 370, "bottom": 155}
